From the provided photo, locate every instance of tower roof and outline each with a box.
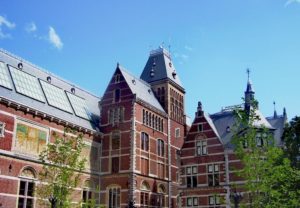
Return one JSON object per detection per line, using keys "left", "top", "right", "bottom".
{"left": 140, "top": 47, "right": 184, "bottom": 91}
{"left": 245, "top": 79, "right": 255, "bottom": 93}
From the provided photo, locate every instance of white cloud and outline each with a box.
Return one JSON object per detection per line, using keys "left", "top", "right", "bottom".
{"left": 184, "top": 45, "right": 193, "bottom": 51}
{"left": 0, "top": 15, "right": 16, "bottom": 39}
{"left": 48, "top": 26, "right": 63, "bottom": 50}
{"left": 285, "top": 0, "right": 300, "bottom": 6}
{"left": 26, "top": 22, "right": 37, "bottom": 33}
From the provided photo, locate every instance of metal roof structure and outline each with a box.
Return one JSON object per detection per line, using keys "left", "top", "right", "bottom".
{"left": 0, "top": 49, "right": 100, "bottom": 132}
{"left": 140, "top": 47, "right": 184, "bottom": 91}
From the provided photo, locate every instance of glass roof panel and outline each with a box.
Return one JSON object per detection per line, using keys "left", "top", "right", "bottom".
{"left": 0, "top": 62, "right": 12, "bottom": 89}
{"left": 66, "top": 92, "right": 90, "bottom": 120}
{"left": 9, "top": 66, "right": 45, "bottom": 102}
{"left": 40, "top": 80, "right": 73, "bottom": 113}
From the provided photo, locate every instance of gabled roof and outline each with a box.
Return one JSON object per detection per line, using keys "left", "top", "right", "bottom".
{"left": 140, "top": 47, "right": 184, "bottom": 91}
{"left": 0, "top": 49, "right": 100, "bottom": 131}
{"left": 118, "top": 65, "right": 165, "bottom": 113}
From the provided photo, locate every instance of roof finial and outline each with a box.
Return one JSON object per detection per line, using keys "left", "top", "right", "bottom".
{"left": 273, "top": 101, "right": 278, "bottom": 118}
{"left": 247, "top": 68, "right": 250, "bottom": 82}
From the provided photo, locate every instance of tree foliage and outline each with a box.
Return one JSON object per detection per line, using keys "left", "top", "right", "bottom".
{"left": 282, "top": 116, "right": 300, "bottom": 169}
{"left": 232, "top": 100, "right": 300, "bottom": 207}
{"left": 36, "top": 129, "right": 86, "bottom": 208}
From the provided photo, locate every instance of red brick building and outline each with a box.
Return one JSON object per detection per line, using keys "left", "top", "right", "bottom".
{"left": 0, "top": 48, "right": 286, "bottom": 208}
{"left": 179, "top": 80, "right": 287, "bottom": 208}
{"left": 99, "top": 47, "right": 186, "bottom": 208}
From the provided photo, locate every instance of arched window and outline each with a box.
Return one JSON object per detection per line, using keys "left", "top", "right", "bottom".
{"left": 157, "top": 184, "right": 166, "bottom": 207}
{"left": 18, "top": 167, "right": 36, "bottom": 208}
{"left": 157, "top": 139, "right": 164, "bottom": 157}
{"left": 111, "top": 131, "right": 120, "bottom": 150}
{"left": 108, "top": 187, "right": 120, "bottom": 208}
{"left": 141, "top": 132, "right": 149, "bottom": 151}
{"left": 141, "top": 181, "right": 150, "bottom": 207}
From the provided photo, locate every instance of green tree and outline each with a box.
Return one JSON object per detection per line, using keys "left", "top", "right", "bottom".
{"left": 232, "top": 100, "right": 300, "bottom": 207}
{"left": 282, "top": 116, "right": 300, "bottom": 169}
{"left": 36, "top": 129, "right": 86, "bottom": 208}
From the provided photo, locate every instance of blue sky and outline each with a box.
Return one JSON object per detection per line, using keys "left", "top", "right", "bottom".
{"left": 1, "top": 0, "right": 300, "bottom": 119}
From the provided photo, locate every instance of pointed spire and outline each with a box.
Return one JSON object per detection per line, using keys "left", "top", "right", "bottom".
{"left": 245, "top": 68, "right": 254, "bottom": 93}
{"left": 273, "top": 101, "right": 278, "bottom": 118}
{"left": 244, "top": 68, "right": 255, "bottom": 114}
{"left": 283, "top": 107, "right": 287, "bottom": 121}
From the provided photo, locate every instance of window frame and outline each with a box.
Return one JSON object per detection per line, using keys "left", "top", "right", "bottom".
{"left": 157, "top": 139, "right": 164, "bottom": 157}
{"left": 141, "top": 132, "right": 149, "bottom": 151}
{"left": 186, "top": 166, "right": 198, "bottom": 188}
{"left": 196, "top": 140, "right": 207, "bottom": 156}
{"left": 0, "top": 122, "right": 5, "bottom": 138}
{"left": 108, "top": 187, "right": 120, "bottom": 208}
{"left": 207, "top": 164, "right": 220, "bottom": 187}
{"left": 198, "top": 124, "right": 203, "bottom": 132}
{"left": 175, "top": 128, "right": 180, "bottom": 138}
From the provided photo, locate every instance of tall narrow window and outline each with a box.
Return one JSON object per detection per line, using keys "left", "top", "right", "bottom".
{"left": 208, "top": 164, "right": 220, "bottom": 187}
{"left": 149, "top": 113, "right": 152, "bottom": 128}
{"left": 143, "top": 109, "right": 146, "bottom": 124}
{"left": 157, "top": 139, "right": 164, "bottom": 157}
{"left": 82, "top": 180, "right": 96, "bottom": 208}
{"left": 198, "top": 124, "right": 203, "bottom": 132}
{"left": 141, "top": 132, "right": 149, "bottom": 151}
{"left": 18, "top": 168, "right": 36, "bottom": 208}
{"left": 109, "top": 187, "right": 120, "bottom": 208}
{"left": 114, "top": 89, "right": 120, "bottom": 103}
{"left": 141, "top": 181, "right": 150, "bottom": 208}
{"left": 186, "top": 166, "right": 197, "bottom": 188}
{"left": 111, "top": 131, "right": 120, "bottom": 150}
{"left": 196, "top": 140, "right": 207, "bottom": 155}
{"left": 0, "top": 122, "right": 5, "bottom": 137}
{"left": 111, "top": 157, "right": 119, "bottom": 173}
{"left": 175, "top": 128, "right": 180, "bottom": 138}
{"left": 114, "top": 74, "right": 121, "bottom": 83}
{"left": 141, "top": 158, "right": 149, "bottom": 175}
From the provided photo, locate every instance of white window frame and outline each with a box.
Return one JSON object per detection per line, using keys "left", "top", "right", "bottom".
{"left": 208, "top": 164, "right": 220, "bottom": 187}
{"left": 175, "top": 128, "right": 180, "bottom": 138}
{"left": 187, "top": 197, "right": 198, "bottom": 207}
{"left": 209, "top": 195, "right": 221, "bottom": 205}
{"left": 196, "top": 140, "right": 207, "bottom": 155}
{"left": 0, "top": 122, "right": 5, "bottom": 138}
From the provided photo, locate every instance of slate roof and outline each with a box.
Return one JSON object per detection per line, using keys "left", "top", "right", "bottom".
{"left": 118, "top": 65, "right": 165, "bottom": 113}
{"left": 267, "top": 114, "right": 287, "bottom": 146}
{"left": 210, "top": 108, "right": 275, "bottom": 149}
{"left": 140, "top": 47, "right": 184, "bottom": 90}
{"left": 0, "top": 49, "right": 100, "bottom": 131}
